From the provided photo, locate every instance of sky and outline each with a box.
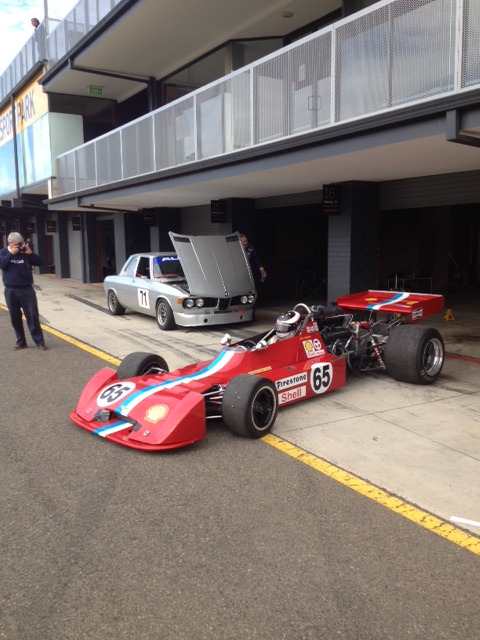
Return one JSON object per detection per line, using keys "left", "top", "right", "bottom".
{"left": 0, "top": 0, "right": 79, "bottom": 74}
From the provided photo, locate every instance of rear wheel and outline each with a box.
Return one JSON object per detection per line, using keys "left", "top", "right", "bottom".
{"left": 222, "top": 375, "right": 278, "bottom": 438}
{"left": 107, "top": 289, "right": 126, "bottom": 316}
{"left": 156, "top": 299, "right": 176, "bottom": 330}
{"left": 384, "top": 325, "right": 444, "bottom": 385}
{"left": 117, "top": 352, "right": 169, "bottom": 379}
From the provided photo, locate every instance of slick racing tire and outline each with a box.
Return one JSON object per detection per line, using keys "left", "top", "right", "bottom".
{"left": 384, "top": 325, "right": 444, "bottom": 385}
{"left": 107, "top": 289, "right": 126, "bottom": 316}
{"left": 156, "top": 298, "right": 176, "bottom": 330}
{"left": 117, "top": 352, "right": 169, "bottom": 378}
{"left": 222, "top": 375, "right": 278, "bottom": 438}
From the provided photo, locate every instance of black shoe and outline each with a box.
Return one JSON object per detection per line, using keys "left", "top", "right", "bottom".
{"left": 14, "top": 344, "right": 27, "bottom": 350}
{"left": 37, "top": 345, "right": 47, "bottom": 351}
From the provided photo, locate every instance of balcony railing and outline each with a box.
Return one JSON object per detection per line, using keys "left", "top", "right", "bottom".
{"left": 0, "top": 0, "right": 124, "bottom": 102}
{"left": 56, "top": 0, "right": 480, "bottom": 199}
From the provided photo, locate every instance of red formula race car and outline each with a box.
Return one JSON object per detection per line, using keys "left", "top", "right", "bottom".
{"left": 70, "top": 290, "right": 445, "bottom": 451}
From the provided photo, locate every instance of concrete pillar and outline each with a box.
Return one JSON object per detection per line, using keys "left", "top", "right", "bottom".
{"left": 327, "top": 181, "right": 379, "bottom": 302}
{"left": 84, "top": 213, "right": 98, "bottom": 283}
{"left": 56, "top": 214, "right": 70, "bottom": 278}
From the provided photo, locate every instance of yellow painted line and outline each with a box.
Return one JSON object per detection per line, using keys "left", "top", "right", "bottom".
{"left": 41, "top": 324, "right": 121, "bottom": 366}
{"left": 262, "top": 433, "right": 480, "bottom": 556}
{"left": 0, "top": 303, "right": 120, "bottom": 366}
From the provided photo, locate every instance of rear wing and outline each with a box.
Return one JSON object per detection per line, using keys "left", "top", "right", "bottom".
{"left": 335, "top": 290, "right": 444, "bottom": 323}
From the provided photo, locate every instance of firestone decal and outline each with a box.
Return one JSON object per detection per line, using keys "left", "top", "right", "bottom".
{"left": 97, "top": 382, "right": 136, "bottom": 407}
{"left": 276, "top": 372, "right": 308, "bottom": 390}
{"left": 302, "top": 338, "right": 324, "bottom": 359}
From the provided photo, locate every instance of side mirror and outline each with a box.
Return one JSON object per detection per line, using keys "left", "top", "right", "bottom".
{"left": 221, "top": 333, "right": 231, "bottom": 346}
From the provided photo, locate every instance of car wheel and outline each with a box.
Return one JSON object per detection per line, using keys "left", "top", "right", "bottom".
{"left": 384, "top": 325, "right": 444, "bottom": 385}
{"left": 156, "top": 299, "right": 176, "bottom": 330}
{"left": 107, "top": 289, "right": 126, "bottom": 315}
{"left": 222, "top": 375, "right": 278, "bottom": 438}
{"left": 117, "top": 352, "right": 169, "bottom": 379}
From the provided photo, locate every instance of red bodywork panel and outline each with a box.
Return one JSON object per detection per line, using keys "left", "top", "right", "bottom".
{"left": 336, "top": 290, "right": 444, "bottom": 322}
{"left": 70, "top": 319, "right": 346, "bottom": 451}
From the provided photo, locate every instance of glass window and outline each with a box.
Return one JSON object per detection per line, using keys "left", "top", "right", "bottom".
{"left": 230, "top": 39, "right": 283, "bottom": 70}
{"left": 160, "top": 39, "right": 283, "bottom": 107}
{"left": 123, "top": 256, "right": 138, "bottom": 276}
{"left": 161, "top": 48, "right": 226, "bottom": 105}
{"left": 152, "top": 256, "right": 184, "bottom": 277}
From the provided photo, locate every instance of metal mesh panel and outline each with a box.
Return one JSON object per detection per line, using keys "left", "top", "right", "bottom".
{"left": 45, "top": 0, "right": 121, "bottom": 63}
{"left": 390, "top": 0, "right": 455, "bottom": 105}
{"left": 336, "top": 0, "right": 456, "bottom": 121}
{"left": 196, "top": 83, "right": 226, "bottom": 159}
{"left": 196, "top": 73, "right": 253, "bottom": 156}
{"left": 254, "top": 51, "right": 289, "bottom": 144}
{"left": 463, "top": 0, "right": 480, "bottom": 88}
{"left": 122, "top": 117, "right": 155, "bottom": 179}
{"left": 335, "top": 5, "right": 391, "bottom": 121}
{"left": 0, "top": 24, "right": 46, "bottom": 98}
{"left": 74, "top": 144, "right": 96, "bottom": 192}
{"left": 229, "top": 71, "right": 252, "bottom": 150}
{"left": 289, "top": 31, "right": 332, "bottom": 134}
{"left": 153, "top": 109, "right": 176, "bottom": 171}
{"left": 154, "top": 97, "right": 195, "bottom": 168}
{"left": 57, "top": 153, "right": 77, "bottom": 195}
{"left": 96, "top": 132, "right": 122, "bottom": 185}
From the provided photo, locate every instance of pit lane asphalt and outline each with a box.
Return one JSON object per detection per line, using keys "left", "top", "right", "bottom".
{"left": 1, "top": 276, "right": 480, "bottom": 638}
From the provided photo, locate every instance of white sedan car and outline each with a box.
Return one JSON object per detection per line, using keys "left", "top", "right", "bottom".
{"left": 104, "top": 232, "right": 256, "bottom": 330}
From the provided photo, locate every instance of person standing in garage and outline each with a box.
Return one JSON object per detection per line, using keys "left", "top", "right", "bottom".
{"left": 240, "top": 233, "right": 267, "bottom": 320}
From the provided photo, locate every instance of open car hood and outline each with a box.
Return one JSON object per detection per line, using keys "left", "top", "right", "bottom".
{"left": 169, "top": 232, "right": 255, "bottom": 297}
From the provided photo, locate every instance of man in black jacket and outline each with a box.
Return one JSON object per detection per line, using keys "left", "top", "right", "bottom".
{"left": 0, "top": 232, "right": 47, "bottom": 350}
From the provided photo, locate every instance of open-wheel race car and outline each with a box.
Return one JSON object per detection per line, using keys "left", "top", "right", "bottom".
{"left": 70, "top": 290, "right": 445, "bottom": 451}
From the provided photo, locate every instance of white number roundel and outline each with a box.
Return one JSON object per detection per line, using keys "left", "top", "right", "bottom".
{"left": 97, "top": 382, "right": 136, "bottom": 407}
{"left": 310, "top": 363, "right": 333, "bottom": 394}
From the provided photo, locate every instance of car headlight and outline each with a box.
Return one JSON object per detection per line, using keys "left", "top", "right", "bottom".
{"left": 196, "top": 298, "right": 205, "bottom": 307}
{"left": 241, "top": 295, "right": 248, "bottom": 304}
{"left": 248, "top": 295, "right": 255, "bottom": 304}
{"left": 185, "top": 298, "right": 195, "bottom": 308}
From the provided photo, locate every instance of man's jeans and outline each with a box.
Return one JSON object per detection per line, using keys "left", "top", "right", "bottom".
{"left": 4, "top": 285, "right": 45, "bottom": 346}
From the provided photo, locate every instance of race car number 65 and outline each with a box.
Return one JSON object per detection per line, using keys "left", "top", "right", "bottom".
{"left": 97, "top": 382, "right": 136, "bottom": 407}
{"left": 310, "top": 363, "right": 333, "bottom": 394}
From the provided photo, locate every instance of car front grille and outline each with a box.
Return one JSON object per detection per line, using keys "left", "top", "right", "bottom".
{"left": 218, "top": 298, "right": 230, "bottom": 311}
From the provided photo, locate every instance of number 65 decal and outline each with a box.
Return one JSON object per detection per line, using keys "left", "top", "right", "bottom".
{"left": 97, "top": 382, "right": 136, "bottom": 407}
{"left": 310, "top": 363, "right": 333, "bottom": 394}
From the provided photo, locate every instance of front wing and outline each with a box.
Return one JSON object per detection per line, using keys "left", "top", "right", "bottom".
{"left": 70, "top": 368, "right": 206, "bottom": 451}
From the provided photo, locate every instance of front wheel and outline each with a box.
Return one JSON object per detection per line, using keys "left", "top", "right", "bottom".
{"left": 222, "top": 375, "right": 278, "bottom": 438}
{"left": 156, "top": 299, "right": 176, "bottom": 330}
{"left": 117, "top": 352, "right": 169, "bottom": 379}
{"left": 384, "top": 325, "right": 444, "bottom": 385}
{"left": 107, "top": 289, "right": 126, "bottom": 316}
